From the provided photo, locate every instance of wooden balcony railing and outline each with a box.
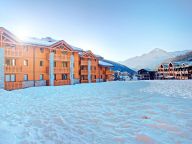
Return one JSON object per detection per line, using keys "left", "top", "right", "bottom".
{"left": 4, "top": 82, "right": 23, "bottom": 90}
{"left": 91, "top": 70, "right": 97, "bottom": 74}
{"left": 4, "top": 49, "right": 23, "bottom": 57}
{"left": 106, "top": 70, "right": 114, "bottom": 75}
{"left": 47, "top": 54, "right": 70, "bottom": 61}
{"left": 91, "top": 61, "right": 97, "bottom": 66}
{"left": 81, "top": 79, "right": 88, "bottom": 83}
{"left": 5, "top": 66, "right": 22, "bottom": 73}
{"left": 81, "top": 61, "right": 88, "bottom": 65}
{"left": 54, "top": 67, "right": 70, "bottom": 73}
{"left": 54, "top": 54, "right": 69, "bottom": 61}
{"left": 54, "top": 80, "right": 70, "bottom": 86}
{"left": 81, "top": 70, "right": 88, "bottom": 75}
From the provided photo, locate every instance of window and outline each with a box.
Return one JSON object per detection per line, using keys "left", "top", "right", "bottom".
{"left": 24, "top": 60, "right": 28, "bottom": 66}
{"left": 40, "top": 48, "right": 44, "bottom": 53}
{"left": 40, "top": 74, "right": 44, "bottom": 80}
{"left": 62, "top": 62, "right": 67, "bottom": 67}
{"left": 54, "top": 62, "right": 56, "bottom": 67}
{"left": 62, "top": 74, "right": 67, "bottom": 80}
{"left": 62, "top": 51, "right": 67, "bottom": 55}
{"left": 40, "top": 61, "right": 44, "bottom": 67}
{"left": 53, "top": 50, "right": 56, "bottom": 54}
{"left": 24, "top": 74, "right": 28, "bottom": 81}
{"left": 54, "top": 74, "right": 56, "bottom": 80}
{"left": 5, "top": 75, "right": 10, "bottom": 82}
{"left": 6, "top": 75, "right": 16, "bottom": 82}
{"left": 5, "top": 59, "right": 16, "bottom": 66}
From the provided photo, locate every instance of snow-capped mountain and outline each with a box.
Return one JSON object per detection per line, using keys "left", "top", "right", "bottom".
{"left": 120, "top": 48, "right": 190, "bottom": 70}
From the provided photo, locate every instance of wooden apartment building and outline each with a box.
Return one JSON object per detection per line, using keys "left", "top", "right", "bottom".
{"left": 0, "top": 27, "right": 114, "bottom": 90}
{"left": 157, "top": 62, "right": 192, "bottom": 80}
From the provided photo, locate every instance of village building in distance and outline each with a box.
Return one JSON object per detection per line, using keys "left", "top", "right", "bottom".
{"left": 137, "top": 61, "right": 192, "bottom": 80}
{"left": 0, "top": 27, "right": 114, "bottom": 90}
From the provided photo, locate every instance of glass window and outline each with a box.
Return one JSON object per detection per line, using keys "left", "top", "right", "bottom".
{"left": 40, "top": 74, "right": 43, "bottom": 80}
{"left": 40, "top": 48, "right": 44, "bottom": 53}
{"left": 40, "top": 61, "right": 44, "bottom": 67}
{"left": 62, "top": 62, "right": 67, "bottom": 67}
{"left": 54, "top": 74, "right": 56, "bottom": 80}
{"left": 24, "top": 60, "right": 28, "bottom": 66}
{"left": 54, "top": 62, "right": 56, "bottom": 67}
{"left": 11, "top": 74, "right": 16, "bottom": 82}
{"left": 5, "top": 59, "right": 16, "bottom": 66}
{"left": 62, "top": 74, "right": 67, "bottom": 80}
{"left": 5, "top": 75, "right": 10, "bottom": 82}
{"left": 24, "top": 74, "right": 28, "bottom": 81}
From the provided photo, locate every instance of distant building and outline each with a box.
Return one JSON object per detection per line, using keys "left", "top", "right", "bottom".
{"left": 137, "top": 69, "right": 157, "bottom": 80}
{"left": 157, "top": 61, "right": 192, "bottom": 80}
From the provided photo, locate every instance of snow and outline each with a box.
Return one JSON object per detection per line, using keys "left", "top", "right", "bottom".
{"left": 99, "top": 60, "right": 113, "bottom": 67}
{"left": 0, "top": 80, "right": 192, "bottom": 144}
{"left": 22, "top": 37, "right": 59, "bottom": 46}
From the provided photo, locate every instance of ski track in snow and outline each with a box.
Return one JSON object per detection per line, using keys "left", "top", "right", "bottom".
{"left": 0, "top": 81, "right": 191, "bottom": 144}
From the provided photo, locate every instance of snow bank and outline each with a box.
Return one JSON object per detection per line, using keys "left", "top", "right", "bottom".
{"left": 0, "top": 81, "right": 191, "bottom": 144}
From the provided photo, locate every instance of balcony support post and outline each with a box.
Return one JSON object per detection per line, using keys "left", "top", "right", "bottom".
{"left": 0, "top": 48, "right": 4, "bottom": 89}
{"left": 49, "top": 52, "right": 54, "bottom": 86}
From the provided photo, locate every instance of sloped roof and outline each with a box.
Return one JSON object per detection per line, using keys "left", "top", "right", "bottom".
{"left": 22, "top": 37, "right": 59, "bottom": 46}
{"left": 99, "top": 60, "right": 113, "bottom": 67}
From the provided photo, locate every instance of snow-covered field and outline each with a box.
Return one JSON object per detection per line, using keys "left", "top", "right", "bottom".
{"left": 0, "top": 80, "right": 192, "bottom": 144}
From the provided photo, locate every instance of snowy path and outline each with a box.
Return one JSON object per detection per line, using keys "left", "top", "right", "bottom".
{"left": 0, "top": 81, "right": 192, "bottom": 144}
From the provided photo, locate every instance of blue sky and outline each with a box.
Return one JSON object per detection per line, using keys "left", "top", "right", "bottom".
{"left": 0, "top": 0, "right": 191, "bottom": 61}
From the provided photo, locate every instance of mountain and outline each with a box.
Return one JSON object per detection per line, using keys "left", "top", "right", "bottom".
{"left": 102, "top": 59, "right": 136, "bottom": 74}
{"left": 120, "top": 48, "right": 190, "bottom": 70}
{"left": 172, "top": 51, "right": 192, "bottom": 62}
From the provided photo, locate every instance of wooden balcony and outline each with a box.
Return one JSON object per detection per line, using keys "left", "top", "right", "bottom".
{"left": 47, "top": 54, "right": 70, "bottom": 61}
{"left": 81, "top": 79, "right": 88, "bottom": 83}
{"left": 4, "top": 82, "right": 23, "bottom": 90}
{"left": 81, "top": 70, "right": 88, "bottom": 75}
{"left": 5, "top": 66, "right": 22, "bottom": 73}
{"left": 54, "top": 80, "right": 70, "bottom": 86}
{"left": 91, "top": 70, "right": 97, "bottom": 74}
{"left": 54, "top": 54, "right": 70, "bottom": 61}
{"left": 5, "top": 49, "right": 23, "bottom": 57}
{"left": 91, "top": 61, "right": 97, "bottom": 66}
{"left": 81, "top": 60, "right": 88, "bottom": 65}
{"left": 106, "top": 70, "right": 114, "bottom": 75}
{"left": 91, "top": 79, "right": 96, "bottom": 83}
{"left": 54, "top": 67, "right": 70, "bottom": 73}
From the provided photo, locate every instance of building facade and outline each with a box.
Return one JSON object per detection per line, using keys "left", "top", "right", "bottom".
{"left": 157, "top": 62, "right": 192, "bottom": 80}
{"left": 0, "top": 27, "right": 114, "bottom": 90}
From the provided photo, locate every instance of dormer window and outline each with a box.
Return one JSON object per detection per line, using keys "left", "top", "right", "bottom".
{"left": 62, "top": 51, "right": 67, "bottom": 55}
{"left": 40, "top": 48, "right": 44, "bottom": 53}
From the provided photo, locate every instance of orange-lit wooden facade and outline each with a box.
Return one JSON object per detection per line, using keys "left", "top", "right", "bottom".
{"left": 0, "top": 27, "right": 114, "bottom": 90}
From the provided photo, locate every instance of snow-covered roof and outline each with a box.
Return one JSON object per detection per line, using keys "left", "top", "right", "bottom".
{"left": 70, "top": 45, "right": 84, "bottom": 52}
{"left": 99, "top": 60, "right": 113, "bottom": 67}
{"left": 22, "top": 37, "right": 59, "bottom": 46}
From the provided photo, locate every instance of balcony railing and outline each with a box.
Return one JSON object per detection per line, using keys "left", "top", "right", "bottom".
{"left": 54, "top": 54, "right": 69, "bottom": 61}
{"left": 106, "top": 70, "right": 114, "bottom": 75}
{"left": 91, "top": 70, "right": 97, "bottom": 74}
{"left": 54, "top": 80, "right": 70, "bottom": 86}
{"left": 81, "top": 70, "right": 88, "bottom": 75}
{"left": 4, "top": 82, "right": 23, "bottom": 90}
{"left": 54, "top": 67, "right": 70, "bottom": 73}
{"left": 5, "top": 49, "right": 23, "bottom": 57}
{"left": 91, "top": 61, "right": 97, "bottom": 66}
{"left": 81, "top": 61, "right": 88, "bottom": 65}
{"left": 81, "top": 79, "right": 88, "bottom": 83}
{"left": 5, "top": 66, "right": 22, "bottom": 73}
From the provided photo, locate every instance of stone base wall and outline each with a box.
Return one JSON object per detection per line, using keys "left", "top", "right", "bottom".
{"left": 74, "top": 79, "right": 80, "bottom": 84}
{"left": 35, "top": 80, "right": 46, "bottom": 87}
{"left": 22, "top": 81, "right": 34, "bottom": 88}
